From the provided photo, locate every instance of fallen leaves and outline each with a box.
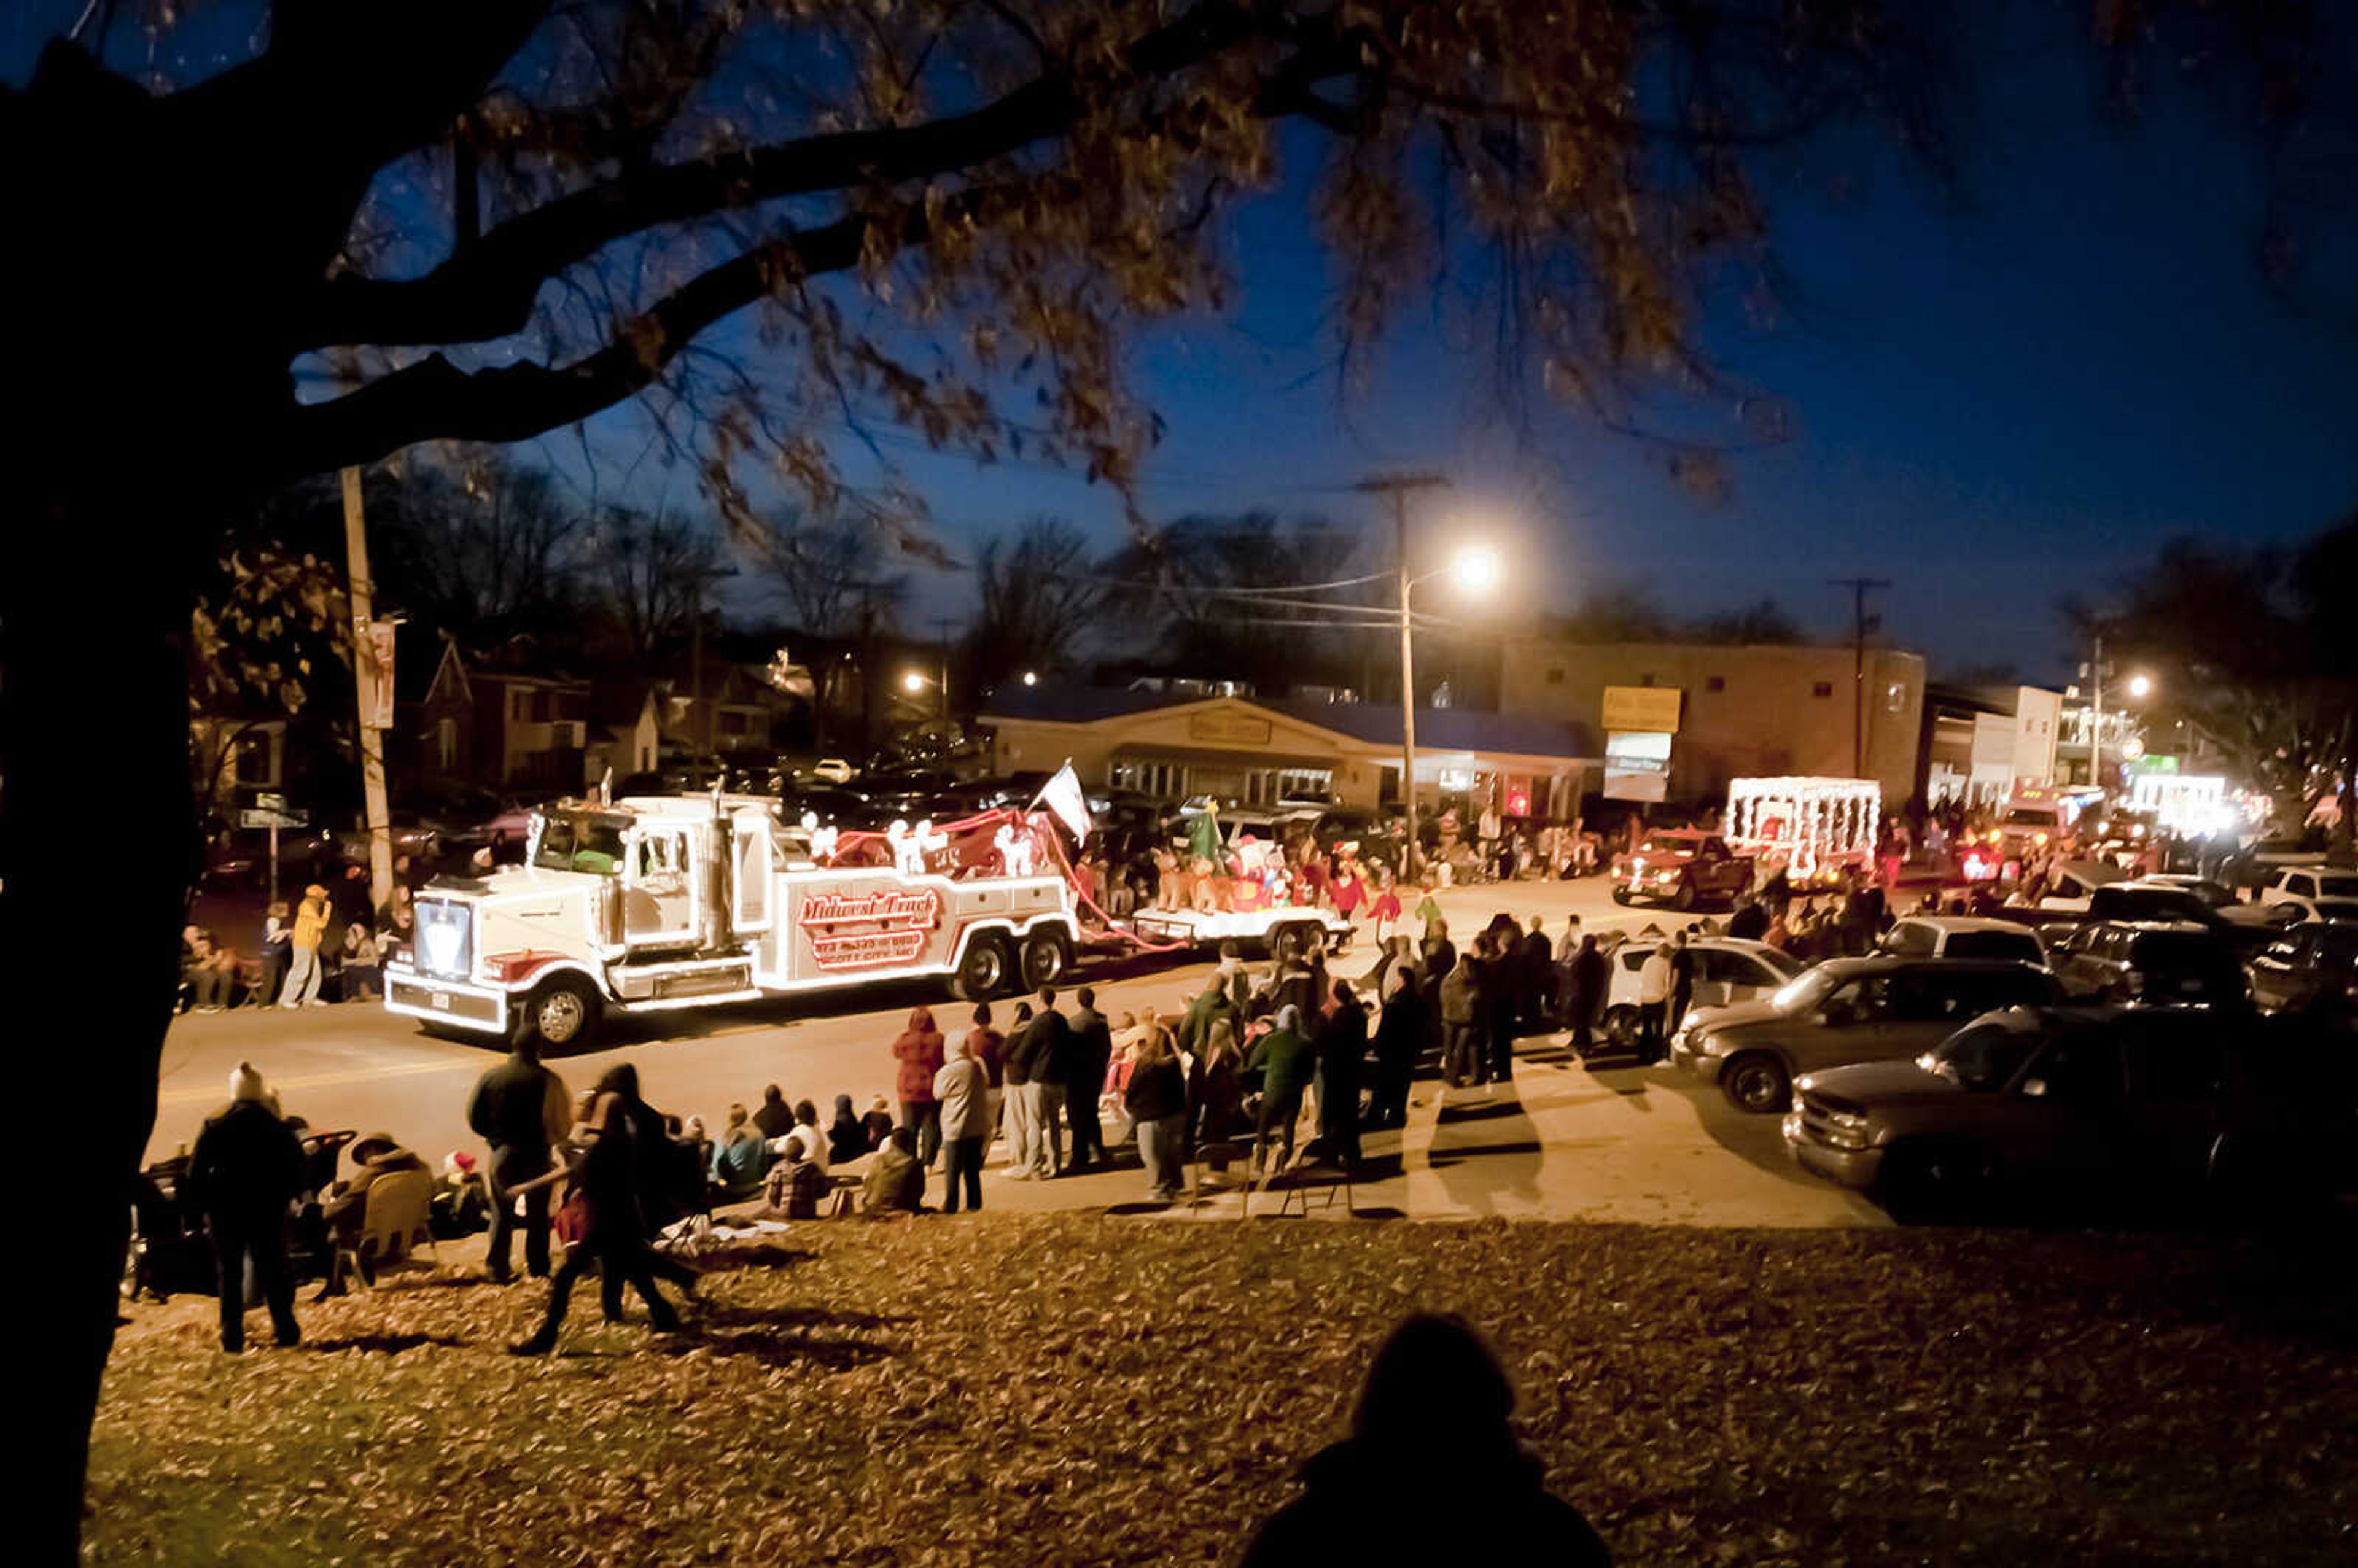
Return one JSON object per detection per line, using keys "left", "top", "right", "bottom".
{"left": 85, "top": 1219, "right": 2358, "bottom": 1565}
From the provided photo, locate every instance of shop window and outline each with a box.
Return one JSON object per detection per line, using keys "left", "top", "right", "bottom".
{"left": 1705, "top": 675, "right": 1726, "bottom": 693}
{"left": 1638, "top": 673, "right": 1655, "bottom": 687}
{"left": 1545, "top": 667, "right": 1565, "bottom": 686}
{"left": 1811, "top": 681, "right": 1834, "bottom": 698}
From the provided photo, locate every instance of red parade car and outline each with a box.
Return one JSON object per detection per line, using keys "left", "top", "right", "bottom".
{"left": 1610, "top": 830, "right": 1756, "bottom": 912}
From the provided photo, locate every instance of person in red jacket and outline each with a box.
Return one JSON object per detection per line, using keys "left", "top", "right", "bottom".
{"left": 890, "top": 1006, "right": 946, "bottom": 1167}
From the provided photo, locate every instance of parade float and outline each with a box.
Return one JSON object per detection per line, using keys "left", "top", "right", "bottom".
{"left": 1723, "top": 775, "right": 1881, "bottom": 892}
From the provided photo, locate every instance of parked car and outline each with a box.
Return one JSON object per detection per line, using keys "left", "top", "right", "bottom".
{"left": 1597, "top": 936, "right": 1802, "bottom": 1049}
{"left": 1783, "top": 1006, "right": 2353, "bottom": 1217}
{"left": 1878, "top": 915, "right": 2050, "bottom": 969}
{"left": 2087, "top": 883, "right": 2283, "bottom": 951}
{"left": 2049, "top": 920, "right": 2249, "bottom": 1007}
{"left": 2028, "top": 858, "right": 2128, "bottom": 912}
{"left": 809, "top": 758, "right": 857, "bottom": 784}
{"left": 2134, "top": 873, "right": 2236, "bottom": 908}
{"left": 2260, "top": 865, "right": 2358, "bottom": 910}
{"left": 2246, "top": 922, "right": 2358, "bottom": 1014}
{"left": 1609, "top": 829, "right": 1754, "bottom": 912}
{"left": 2265, "top": 892, "right": 2358, "bottom": 925}
{"left": 1671, "top": 957, "right": 2062, "bottom": 1114}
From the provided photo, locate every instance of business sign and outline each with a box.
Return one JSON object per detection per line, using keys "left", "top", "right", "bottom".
{"left": 239, "top": 807, "right": 308, "bottom": 829}
{"left": 1188, "top": 711, "right": 1274, "bottom": 746}
{"left": 792, "top": 881, "right": 946, "bottom": 971}
{"left": 1602, "top": 685, "right": 1683, "bottom": 735}
{"left": 1602, "top": 730, "right": 1673, "bottom": 804}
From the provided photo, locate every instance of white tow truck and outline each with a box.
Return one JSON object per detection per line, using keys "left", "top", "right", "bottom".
{"left": 383, "top": 794, "right": 1081, "bottom": 1049}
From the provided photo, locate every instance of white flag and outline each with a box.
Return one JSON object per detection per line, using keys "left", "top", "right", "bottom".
{"left": 1039, "top": 761, "right": 1092, "bottom": 844}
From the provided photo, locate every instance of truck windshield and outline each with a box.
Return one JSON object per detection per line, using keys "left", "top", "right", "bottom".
{"left": 534, "top": 814, "right": 627, "bottom": 874}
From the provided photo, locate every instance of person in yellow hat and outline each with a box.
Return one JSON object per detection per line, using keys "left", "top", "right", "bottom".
{"left": 279, "top": 883, "right": 333, "bottom": 1007}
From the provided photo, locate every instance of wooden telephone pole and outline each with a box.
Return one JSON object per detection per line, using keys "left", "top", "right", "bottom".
{"left": 1829, "top": 576, "right": 1891, "bottom": 782}
{"left": 1357, "top": 472, "right": 1449, "bottom": 873}
{"left": 342, "top": 468, "right": 394, "bottom": 910}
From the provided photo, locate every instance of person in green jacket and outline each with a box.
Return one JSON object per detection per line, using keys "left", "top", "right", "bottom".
{"left": 1246, "top": 1004, "right": 1315, "bottom": 1177}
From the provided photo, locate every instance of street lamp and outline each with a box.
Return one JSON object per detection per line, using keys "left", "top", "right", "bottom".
{"left": 1022, "top": 670, "right": 1038, "bottom": 687}
{"left": 2126, "top": 673, "right": 2154, "bottom": 700}
{"left": 901, "top": 670, "right": 926, "bottom": 694}
{"left": 1450, "top": 545, "right": 1502, "bottom": 595}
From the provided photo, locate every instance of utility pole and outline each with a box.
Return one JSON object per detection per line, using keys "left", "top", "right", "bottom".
{"left": 2088, "top": 631, "right": 2106, "bottom": 792}
{"left": 1358, "top": 472, "right": 1449, "bottom": 875}
{"left": 1829, "top": 576, "right": 1891, "bottom": 781}
{"left": 341, "top": 468, "right": 394, "bottom": 912}
{"left": 932, "top": 615, "right": 955, "bottom": 723}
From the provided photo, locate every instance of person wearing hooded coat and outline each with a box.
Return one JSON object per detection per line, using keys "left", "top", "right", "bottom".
{"left": 932, "top": 1034, "right": 991, "bottom": 1213}
{"left": 1241, "top": 1313, "right": 1611, "bottom": 1567}
{"left": 1311, "top": 980, "right": 1367, "bottom": 1163}
{"left": 1439, "top": 952, "right": 1485, "bottom": 1088}
{"left": 512, "top": 1063, "right": 687, "bottom": 1354}
{"left": 827, "top": 1095, "right": 868, "bottom": 1165}
{"left": 1369, "top": 968, "right": 1425, "bottom": 1130}
{"left": 1245, "top": 1004, "right": 1315, "bottom": 1177}
{"left": 185, "top": 1062, "right": 306, "bottom": 1352}
{"left": 890, "top": 1006, "right": 946, "bottom": 1166}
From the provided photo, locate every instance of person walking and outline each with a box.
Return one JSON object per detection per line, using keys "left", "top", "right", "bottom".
{"left": 278, "top": 883, "right": 332, "bottom": 1008}
{"left": 466, "top": 1036, "right": 572, "bottom": 1284}
{"left": 1246, "top": 1004, "right": 1315, "bottom": 1178}
{"left": 1001, "top": 1000, "right": 1044, "bottom": 1178}
{"left": 1177, "top": 969, "right": 1237, "bottom": 1065}
{"left": 185, "top": 1062, "right": 306, "bottom": 1353}
{"left": 890, "top": 1006, "right": 946, "bottom": 1168}
{"left": 1550, "top": 915, "right": 1583, "bottom": 1026}
{"left": 1313, "top": 979, "right": 1366, "bottom": 1165}
{"left": 1636, "top": 940, "right": 1673, "bottom": 1061}
{"left": 512, "top": 1065, "right": 685, "bottom": 1354}
{"left": 1065, "top": 986, "right": 1113, "bottom": 1172}
{"left": 1124, "top": 1023, "right": 1189, "bottom": 1202}
{"left": 932, "top": 1034, "right": 991, "bottom": 1214}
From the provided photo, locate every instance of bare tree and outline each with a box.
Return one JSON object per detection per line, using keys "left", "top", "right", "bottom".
{"left": 967, "top": 516, "right": 1107, "bottom": 687}
{"left": 590, "top": 508, "right": 728, "bottom": 654}
{"left": 741, "top": 508, "right": 906, "bottom": 640}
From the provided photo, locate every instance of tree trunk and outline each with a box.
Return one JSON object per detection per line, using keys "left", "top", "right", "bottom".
{"left": 5, "top": 502, "right": 198, "bottom": 1560}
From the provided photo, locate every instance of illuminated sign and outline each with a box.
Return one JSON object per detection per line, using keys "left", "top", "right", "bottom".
{"left": 1603, "top": 731, "right": 1673, "bottom": 803}
{"left": 796, "top": 886, "right": 945, "bottom": 969}
{"left": 1602, "top": 686, "right": 1683, "bottom": 734}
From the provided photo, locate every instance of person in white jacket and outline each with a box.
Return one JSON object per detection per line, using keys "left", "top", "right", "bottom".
{"left": 932, "top": 1036, "right": 992, "bottom": 1214}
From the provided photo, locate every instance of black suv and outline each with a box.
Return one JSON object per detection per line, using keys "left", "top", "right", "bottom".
{"left": 2050, "top": 920, "right": 2249, "bottom": 1007}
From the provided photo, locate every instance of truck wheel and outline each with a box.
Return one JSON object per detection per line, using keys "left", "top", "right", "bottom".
{"left": 1721, "top": 1052, "right": 1790, "bottom": 1114}
{"left": 1020, "top": 928, "right": 1074, "bottom": 990}
{"left": 1610, "top": 887, "right": 1632, "bottom": 906}
{"left": 1602, "top": 1005, "right": 1640, "bottom": 1050}
{"left": 518, "top": 975, "right": 601, "bottom": 1051}
{"left": 952, "top": 934, "right": 1013, "bottom": 1001}
{"left": 1671, "top": 879, "right": 1698, "bottom": 913}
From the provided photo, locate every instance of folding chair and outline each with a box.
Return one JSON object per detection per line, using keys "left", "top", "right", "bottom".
{"left": 332, "top": 1169, "right": 438, "bottom": 1287}
{"left": 1270, "top": 1141, "right": 1355, "bottom": 1219}
{"left": 1184, "top": 1136, "right": 1253, "bottom": 1213}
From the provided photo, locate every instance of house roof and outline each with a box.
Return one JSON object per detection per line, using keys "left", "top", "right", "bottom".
{"left": 981, "top": 685, "right": 1596, "bottom": 761}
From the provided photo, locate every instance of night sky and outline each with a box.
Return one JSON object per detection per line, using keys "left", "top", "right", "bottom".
{"left": 12, "top": 6, "right": 2353, "bottom": 681}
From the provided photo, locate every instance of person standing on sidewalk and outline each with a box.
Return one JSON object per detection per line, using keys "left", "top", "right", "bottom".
{"left": 278, "top": 883, "right": 332, "bottom": 1008}
{"left": 1636, "top": 941, "right": 1673, "bottom": 1060}
{"left": 1439, "top": 950, "right": 1483, "bottom": 1088}
{"left": 932, "top": 1034, "right": 990, "bottom": 1213}
{"left": 1065, "top": 987, "right": 1113, "bottom": 1172}
{"left": 1125, "top": 1023, "right": 1189, "bottom": 1201}
{"left": 185, "top": 1062, "right": 306, "bottom": 1353}
{"left": 960, "top": 1003, "right": 1006, "bottom": 1152}
{"left": 467, "top": 1038, "right": 572, "bottom": 1284}
{"left": 1030, "top": 988, "right": 1075, "bottom": 1176}
{"left": 890, "top": 1006, "right": 946, "bottom": 1168}
{"left": 1000, "top": 1000, "right": 1046, "bottom": 1179}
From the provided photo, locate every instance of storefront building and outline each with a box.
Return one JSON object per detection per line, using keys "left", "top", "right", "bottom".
{"left": 979, "top": 686, "right": 1597, "bottom": 817}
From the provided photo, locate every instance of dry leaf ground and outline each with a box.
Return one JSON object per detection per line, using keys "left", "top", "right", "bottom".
{"left": 88, "top": 1217, "right": 2358, "bottom": 1565}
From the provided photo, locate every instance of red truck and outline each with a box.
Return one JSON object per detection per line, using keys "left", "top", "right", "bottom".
{"left": 1609, "top": 829, "right": 1756, "bottom": 912}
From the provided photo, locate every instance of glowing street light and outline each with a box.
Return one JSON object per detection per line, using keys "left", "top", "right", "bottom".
{"left": 902, "top": 670, "right": 926, "bottom": 694}
{"left": 1021, "top": 670, "right": 1038, "bottom": 687}
{"left": 2126, "top": 673, "right": 2154, "bottom": 700}
{"left": 1450, "top": 545, "right": 1502, "bottom": 595}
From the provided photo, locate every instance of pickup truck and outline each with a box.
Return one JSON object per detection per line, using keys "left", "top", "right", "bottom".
{"left": 1783, "top": 1006, "right": 2352, "bottom": 1219}
{"left": 1609, "top": 830, "right": 1754, "bottom": 912}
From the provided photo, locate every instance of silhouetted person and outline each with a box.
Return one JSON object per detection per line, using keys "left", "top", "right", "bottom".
{"left": 466, "top": 1036, "right": 571, "bottom": 1284}
{"left": 1065, "top": 985, "right": 1113, "bottom": 1170}
{"left": 186, "top": 1062, "right": 305, "bottom": 1353}
{"left": 1242, "top": 1313, "right": 1611, "bottom": 1567}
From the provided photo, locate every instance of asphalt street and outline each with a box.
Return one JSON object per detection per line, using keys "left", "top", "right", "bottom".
{"left": 152, "top": 875, "right": 1887, "bottom": 1227}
